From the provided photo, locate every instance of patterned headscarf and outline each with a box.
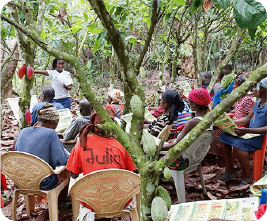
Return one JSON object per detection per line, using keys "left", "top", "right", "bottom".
{"left": 257, "top": 77, "right": 267, "bottom": 91}
{"left": 222, "top": 73, "right": 236, "bottom": 90}
{"left": 189, "top": 88, "right": 211, "bottom": 106}
{"left": 37, "top": 103, "right": 59, "bottom": 121}
{"left": 108, "top": 88, "right": 124, "bottom": 103}
{"left": 79, "top": 109, "right": 115, "bottom": 149}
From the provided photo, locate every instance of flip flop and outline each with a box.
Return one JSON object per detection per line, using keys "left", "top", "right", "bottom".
{"left": 218, "top": 172, "right": 236, "bottom": 182}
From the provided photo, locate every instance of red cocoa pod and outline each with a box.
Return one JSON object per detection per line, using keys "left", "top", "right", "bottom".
{"left": 26, "top": 65, "right": 33, "bottom": 80}
{"left": 18, "top": 65, "right": 26, "bottom": 79}
{"left": 25, "top": 109, "right": 32, "bottom": 125}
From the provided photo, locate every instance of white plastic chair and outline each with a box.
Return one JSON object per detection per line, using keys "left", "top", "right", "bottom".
{"left": 160, "top": 130, "right": 213, "bottom": 203}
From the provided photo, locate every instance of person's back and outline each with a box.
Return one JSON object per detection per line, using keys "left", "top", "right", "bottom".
{"left": 15, "top": 103, "right": 69, "bottom": 190}
{"left": 31, "top": 87, "right": 64, "bottom": 126}
{"left": 66, "top": 109, "right": 136, "bottom": 213}
{"left": 15, "top": 126, "right": 68, "bottom": 168}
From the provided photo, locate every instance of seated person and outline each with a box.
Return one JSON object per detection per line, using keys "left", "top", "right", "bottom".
{"left": 147, "top": 90, "right": 184, "bottom": 137}
{"left": 105, "top": 88, "right": 124, "bottom": 118}
{"left": 62, "top": 99, "right": 92, "bottom": 152}
{"left": 230, "top": 75, "right": 254, "bottom": 119}
{"left": 31, "top": 87, "right": 64, "bottom": 126}
{"left": 66, "top": 109, "right": 137, "bottom": 213}
{"left": 218, "top": 77, "right": 267, "bottom": 185}
{"left": 14, "top": 103, "right": 69, "bottom": 190}
{"left": 214, "top": 64, "right": 233, "bottom": 94}
{"left": 162, "top": 88, "right": 211, "bottom": 151}
{"left": 213, "top": 72, "right": 236, "bottom": 108}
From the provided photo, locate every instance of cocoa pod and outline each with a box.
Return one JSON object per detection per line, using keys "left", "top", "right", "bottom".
{"left": 25, "top": 109, "right": 32, "bottom": 125}
{"left": 18, "top": 65, "right": 26, "bottom": 79}
{"left": 26, "top": 65, "right": 33, "bottom": 79}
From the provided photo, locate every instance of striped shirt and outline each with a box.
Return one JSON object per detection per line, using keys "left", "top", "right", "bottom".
{"left": 233, "top": 96, "right": 254, "bottom": 119}
{"left": 148, "top": 114, "right": 170, "bottom": 137}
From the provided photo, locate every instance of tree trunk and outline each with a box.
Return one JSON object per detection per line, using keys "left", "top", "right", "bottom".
{"left": 192, "top": 9, "right": 201, "bottom": 87}
{"left": 207, "top": 28, "right": 245, "bottom": 92}
{"left": 1, "top": 43, "right": 19, "bottom": 100}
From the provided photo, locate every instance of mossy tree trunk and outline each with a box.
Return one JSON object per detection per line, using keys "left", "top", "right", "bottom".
{"left": 8, "top": 0, "right": 46, "bottom": 129}
{"left": 2, "top": 2, "right": 267, "bottom": 220}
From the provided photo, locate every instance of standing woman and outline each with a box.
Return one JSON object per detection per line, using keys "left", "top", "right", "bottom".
{"left": 34, "top": 58, "right": 73, "bottom": 109}
{"left": 218, "top": 77, "right": 267, "bottom": 185}
{"left": 147, "top": 90, "right": 184, "bottom": 137}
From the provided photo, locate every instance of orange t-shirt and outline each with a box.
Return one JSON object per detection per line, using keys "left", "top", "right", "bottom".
{"left": 66, "top": 134, "right": 137, "bottom": 210}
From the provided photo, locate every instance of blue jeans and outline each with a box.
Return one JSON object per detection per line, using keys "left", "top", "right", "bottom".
{"left": 54, "top": 97, "right": 71, "bottom": 109}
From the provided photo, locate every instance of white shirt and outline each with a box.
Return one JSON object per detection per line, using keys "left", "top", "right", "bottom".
{"left": 47, "top": 70, "right": 73, "bottom": 99}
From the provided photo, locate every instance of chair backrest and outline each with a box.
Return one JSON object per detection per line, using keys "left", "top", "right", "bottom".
{"left": 1, "top": 151, "right": 54, "bottom": 190}
{"left": 69, "top": 169, "right": 140, "bottom": 213}
{"left": 157, "top": 124, "right": 173, "bottom": 141}
{"left": 183, "top": 130, "right": 213, "bottom": 167}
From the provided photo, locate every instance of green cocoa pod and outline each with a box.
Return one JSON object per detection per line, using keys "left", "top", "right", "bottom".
{"left": 140, "top": 66, "right": 146, "bottom": 78}
{"left": 141, "top": 130, "right": 157, "bottom": 157}
{"left": 151, "top": 197, "right": 168, "bottom": 221}
{"left": 158, "top": 80, "right": 162, "bottom": 87}
{"left": 163, "top": 167, "right": 171, "bottom": 181}
{"left": 130, "top": 95, "right": 143, "bottom": 118}
{"left": 157, "top": 186, "right": 171, "bottom": 210}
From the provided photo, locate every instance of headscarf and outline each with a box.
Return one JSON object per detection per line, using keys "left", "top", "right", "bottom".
{"left": 222, "top": 73, "right": 236, "bottom": 90}
{"left": 257, "top": 77, "right": 267, "bottom": 91}
{"left": 79, "top": 109, "right": 115, "bottom": 149}
{"left": 37, "top": 103, "right": 59, "bottom": 121}
{"left": 108, "top": 88, "right": 124, "bottom": 103}
{"left": 162, "top": 90, "right": 184, "bottom": 123}
{"left": 188, "top": 88, "right": 211, "bottom": 106}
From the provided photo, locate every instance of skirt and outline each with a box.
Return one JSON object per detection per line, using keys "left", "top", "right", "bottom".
{"left": 219, "top": 133, "right": 264, "bottom": 151}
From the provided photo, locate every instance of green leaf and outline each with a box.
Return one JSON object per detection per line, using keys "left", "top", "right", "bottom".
{"left": 67, "top": 27, "right": 82, "bottom": 34}
{"left": 190, "top": 0, "right": 204, "bottom": 13}
{"left": 232, "top": 0, "right": 265, "bottom": 18}
{"left": 232, "top": 0, "right": 267, "bottom": 39}
{"left": 83, "top": 12, "right": 89, "bottom": 21}
{"left": 171, "top": 0, "right": 186, "bottom": 5}
{"left": 93, "top": 37, "right": 101, "bottom": 55}
{"left": 214, "top": 0, "right": 230, "bottom": 8}
{"left": 87, "top": 24, "right": 104, "bottom": 34}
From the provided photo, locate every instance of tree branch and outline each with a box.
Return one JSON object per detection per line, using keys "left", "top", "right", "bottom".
{"left": 1, "top": 42, "right": 18, "bottom": 71}
{"left": 135, "top": 0, "right": 159, "bottom": 74}
{"left": 207, "top": 28, "right": 245, "bottom": 92}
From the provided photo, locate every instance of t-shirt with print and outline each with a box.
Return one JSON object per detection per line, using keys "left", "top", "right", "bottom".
{"left": 47, "top": 70, "right": 73, "bottom": 99}
{"left": 66, "top": 134, "right": 136, "bottom": 210}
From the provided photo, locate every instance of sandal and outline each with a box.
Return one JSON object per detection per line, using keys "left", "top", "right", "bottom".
{"left": 218, "top": 172, "right": 236, "bottom": 182}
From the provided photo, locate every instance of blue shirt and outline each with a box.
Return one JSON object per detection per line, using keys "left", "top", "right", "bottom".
{"left": 31, "top": 102, "right": 64, "bottom": 126}
{"left": 15, "top": 127, "right": 69, "bottom": 169}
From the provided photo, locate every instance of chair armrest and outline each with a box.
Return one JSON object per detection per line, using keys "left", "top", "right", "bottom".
{"left": 53, "top": 166, "right": 66, "bottom": 174}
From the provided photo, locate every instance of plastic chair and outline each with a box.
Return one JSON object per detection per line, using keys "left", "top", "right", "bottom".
{"left": 160, "top": 130, "right": 214, "bottom": 203}
{"left": 1, "top": 151, "right": 69, "bottom": 221}
{"left": 69, "top": 169, "right": 141, "bottom": 221}
{"left": 253, "top": 135, "right": 267, "bottom": 182}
